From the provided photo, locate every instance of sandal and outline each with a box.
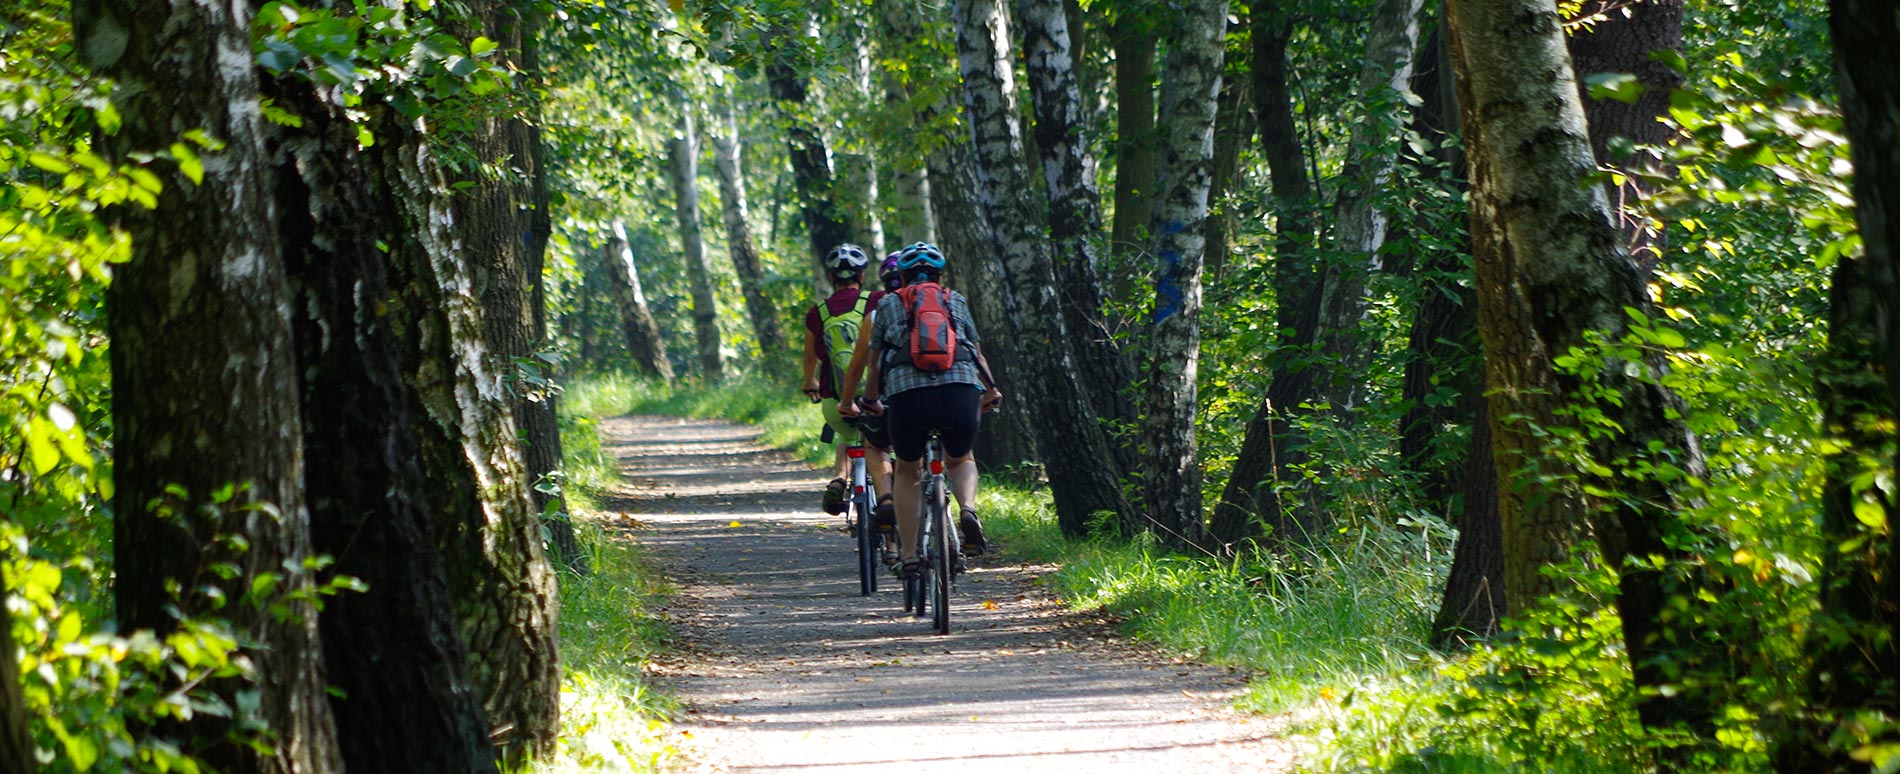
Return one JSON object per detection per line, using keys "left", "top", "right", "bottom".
{"left": 821, "top": 478, "right": 847, "bottom": 515}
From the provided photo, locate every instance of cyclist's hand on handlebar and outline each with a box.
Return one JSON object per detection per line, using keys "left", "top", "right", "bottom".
{"left": 801, "top": 378, "right": 821, "bottom": 403}
{"left": 981, "top": 387, "right": 1004, "bottom": 413}
{"left": 861, "top": 397, "right": 886, "bottom": 416}
{"left": 839, "top": 399, "right": 861, "bottom": 419}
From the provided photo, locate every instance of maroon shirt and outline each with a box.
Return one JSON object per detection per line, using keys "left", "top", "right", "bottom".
{"left": 804, "top": 287, "right": 885, "bottom": 398}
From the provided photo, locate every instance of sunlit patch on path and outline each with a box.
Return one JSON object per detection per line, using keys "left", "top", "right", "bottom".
{"left": 601, "top": 415, "right": 1294, "bottom": 773}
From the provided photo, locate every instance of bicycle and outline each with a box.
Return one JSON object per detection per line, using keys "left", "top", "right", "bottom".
{"left": 903, "top": 429, "right": 960, "bottom": 635}
{"left": 841, "top": 420, "right": 884, "bottom": 597}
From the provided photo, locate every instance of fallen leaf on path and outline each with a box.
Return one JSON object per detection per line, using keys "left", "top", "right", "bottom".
{"left": 983, "top": 599, "right": 999, "bottom": 610}
{"left": 728, "top": 521, "right": 742, "bottom": 528}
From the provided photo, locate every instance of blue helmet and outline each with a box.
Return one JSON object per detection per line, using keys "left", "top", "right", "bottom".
{"left": 894, "top": 241, "right": 946, "bottom": 280}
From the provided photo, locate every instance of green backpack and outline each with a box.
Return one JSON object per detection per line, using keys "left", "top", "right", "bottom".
{"left": 819, "top": 291, "right": 869, "bottom": 387}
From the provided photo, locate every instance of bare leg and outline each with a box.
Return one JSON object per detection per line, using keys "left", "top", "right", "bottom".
{"left": 831, "top": 443, "right": 850, "bottom": 481}
{"left": 946, "top": 453, "right": 978, "bottom": 513}
{"left": 867, "top": 447, "right": 891, "bottom": 499}
{"left": 892, "top": 458, "right": 923, "bottom": 563}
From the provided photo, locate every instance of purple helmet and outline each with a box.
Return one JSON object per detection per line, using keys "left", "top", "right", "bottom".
{"left": 879, "top": 251, "right": 903, "bottom": 291}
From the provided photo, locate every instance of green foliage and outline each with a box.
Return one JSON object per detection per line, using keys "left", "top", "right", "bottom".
{"left": 1302, "top": 561, "right": 1650, "bottom": 773}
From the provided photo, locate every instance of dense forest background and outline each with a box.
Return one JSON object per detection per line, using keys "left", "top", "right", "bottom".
{"left": 3, "top": 0, "right": 1899, "bottom": 770}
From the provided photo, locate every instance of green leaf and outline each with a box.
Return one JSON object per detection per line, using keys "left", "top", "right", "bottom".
{"left": 28, "top": 152, "right": 73, "bottom": 174}
{"left": 25, "top": 416, "right": 60, "bottom": 474}
{"left": 470, "top": 36, "right": 499, "bottom": 57}
{"left": 1854, "top": 498, "right": 1887, "bottom": 531}
{"left": 170, "top": 143, "right": 204, "bottom": 185}
{"left": 1584, "top": 72, "right": 1645, "bottom": 104}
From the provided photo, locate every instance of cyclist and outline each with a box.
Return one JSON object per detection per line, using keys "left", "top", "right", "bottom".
{"left": 840, "top": 242, "right": 1003, "bottom": 577}
{"left": 800, "top": 243, "right": 891, "bottom": 515}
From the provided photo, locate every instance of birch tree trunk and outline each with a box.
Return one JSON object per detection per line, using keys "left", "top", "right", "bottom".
{"left": 77, "top": 0, "right": 342, "bottom": 768}
{"left": 1781, "top": 3, "right": 1900, "bottom": 765}
{"left": 1311, "top": 0, "right": 1421, "bottom": 413}
{"left": 1448, "top": 0, "right": 1719, "bottom": 749}
{"left": 1211, "top": 0, "right": 1324, "bottom": 548}
{"left": 1139, "top": 0, "right": 1228, "bottom": 550}
{"left": 767, "top": 27, "right": 854, "bottom": 287}
{"left": 874, "top": 0, "right": 938, "bottom": 246}
{"left": 1205, "top": 14, "right": 1254, "bottom": 285}
{"left": 925, "top": 119, "right": 1042, "bottom": 471}
{"left": 670, "top": 111, "right": 725, "bottom": 381}
{"left": 375, "top": 108, "right": 560, "bottom": 763}
{"left": 710, "top": 101, "right": 789, "bottom": 357}
{"left": 604, "top": 223, "right": 675, "bottom": 380}
{"left": 264, "top": 69, "right": 497, "bottom": 771}
{"left": 452, "top": 6, "right": 581, "bottom": 572}
{"left": 954, "top": 0, "right": 1134, "bottom": 534}
{"left": 1016, "top": 0, "right": 1141, "bottom": 480}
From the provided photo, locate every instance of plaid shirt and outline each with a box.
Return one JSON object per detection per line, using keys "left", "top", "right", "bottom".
{"left": 870, "top": 287, "right": 985, "bottom": 398}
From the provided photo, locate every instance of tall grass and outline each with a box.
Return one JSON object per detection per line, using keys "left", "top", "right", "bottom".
{"left": 534, "top": 379, "right": 684, "bottom": 773}
{"left": 977, "top": 488, "right": 1446, "bottom": 714}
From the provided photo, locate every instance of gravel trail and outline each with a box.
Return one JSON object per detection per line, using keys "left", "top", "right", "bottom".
{"left": 600, "top": 415, "right": 1293, "bottom": 773}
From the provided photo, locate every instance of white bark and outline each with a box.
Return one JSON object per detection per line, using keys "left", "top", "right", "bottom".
{"left": 953, "top": 0, "right": 1135, "bottom": 531}
{"left": 669, "top": 110, "right": 725, "bottom": 380}
{"left": 1139, "top": 0, "right": 1228, "bottom": 550}
{"left": 1314, "top": 0, "right": 1422, "bottom": 412}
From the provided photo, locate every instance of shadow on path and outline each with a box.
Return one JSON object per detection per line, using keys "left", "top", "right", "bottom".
{"left": 599, "top": 415, "right": 1293, "bottom": 773}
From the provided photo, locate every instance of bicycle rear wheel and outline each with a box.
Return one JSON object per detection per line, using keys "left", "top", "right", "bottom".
{"left": 855, "top": 492, "right": 876, "bottom": 596}
{"left": 930, "top": 477, "right": 951, "bottom": 634}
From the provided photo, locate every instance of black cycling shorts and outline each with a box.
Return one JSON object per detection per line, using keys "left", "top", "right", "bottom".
{"left": 885, "top": 384, "right": 981, "bottom": 462}
{"left": 862, "top": 417, "right": 892, "bottom": 451}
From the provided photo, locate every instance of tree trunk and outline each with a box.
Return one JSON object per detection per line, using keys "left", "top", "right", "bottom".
{"left": 374, "top": 106, "right": 561, "bottom": 764}
{"left": 1427, "top": 386, "right": 1505, "bottom": 648}
{"left": 1311, "top": 0, "right": 1422, "bottom": 414}
{"left": 0, "top": 599, "right": 25, "bottom": 774}
{"left": 1016, "top": 0, "right": 1142, "bottom": 480}
{"left": 1205, "top": 12, "right": 1254, "bottom": 286}
{"left": 767, "top": 29, "right": 854, "bottom": 285}
{"left": 1448, "top": 0, "right": 1718, "bottom": 749}
{"left": 1781, "top": 4, "right": 1900, "bottom": 766}
{"left": 874, "top": 0, "right": 938, "bottom": 247}
{"left": 669, "top": 111, "right": 725, "bottom": 381}
{"left": 263, "top": 69, "right": 498, "bottom": 772}
{"left": 922, "top": 110, "right": 1042, "bottom": 471}
{"left": 954, "top": 0, "right": 1135, "bottom": 536}
{"left": 452, "top": 7, "right": 583, "bottom": 572}
{"left": 1211, "top": 0, "right": 1323, "bottom": 549}
{"left": 77, "top": 0, "right": 342, "bottom": 769}
{"left": 1138, "top": 0, "right": 1228, "bottom": 550}
{"left": 710, "top": 101, "right": 788, "bottom": 358}
{"left": 1566, "top": 0, "right": 1683, "bottom": 273}
{"left": 1397, "top": 10, "right": 1472, "bottom": 515}
{"left": 605, "top": 223, "right": 675, "bottom": 380}
{"left": 1108, "top": 10, "right": 1158, "bottom": 299}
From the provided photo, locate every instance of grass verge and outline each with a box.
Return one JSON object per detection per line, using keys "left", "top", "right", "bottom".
{"left": 535, "top": 382, "right": 682, "bottom": 773}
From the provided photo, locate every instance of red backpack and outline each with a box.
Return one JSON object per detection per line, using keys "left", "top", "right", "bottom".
{"left": 894, "top": 282, "right": 962, "bottom": 371}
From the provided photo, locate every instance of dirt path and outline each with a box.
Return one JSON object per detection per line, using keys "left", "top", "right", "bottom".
{"left": 600, "top": 415, "right": 1294, "bottom": 773}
